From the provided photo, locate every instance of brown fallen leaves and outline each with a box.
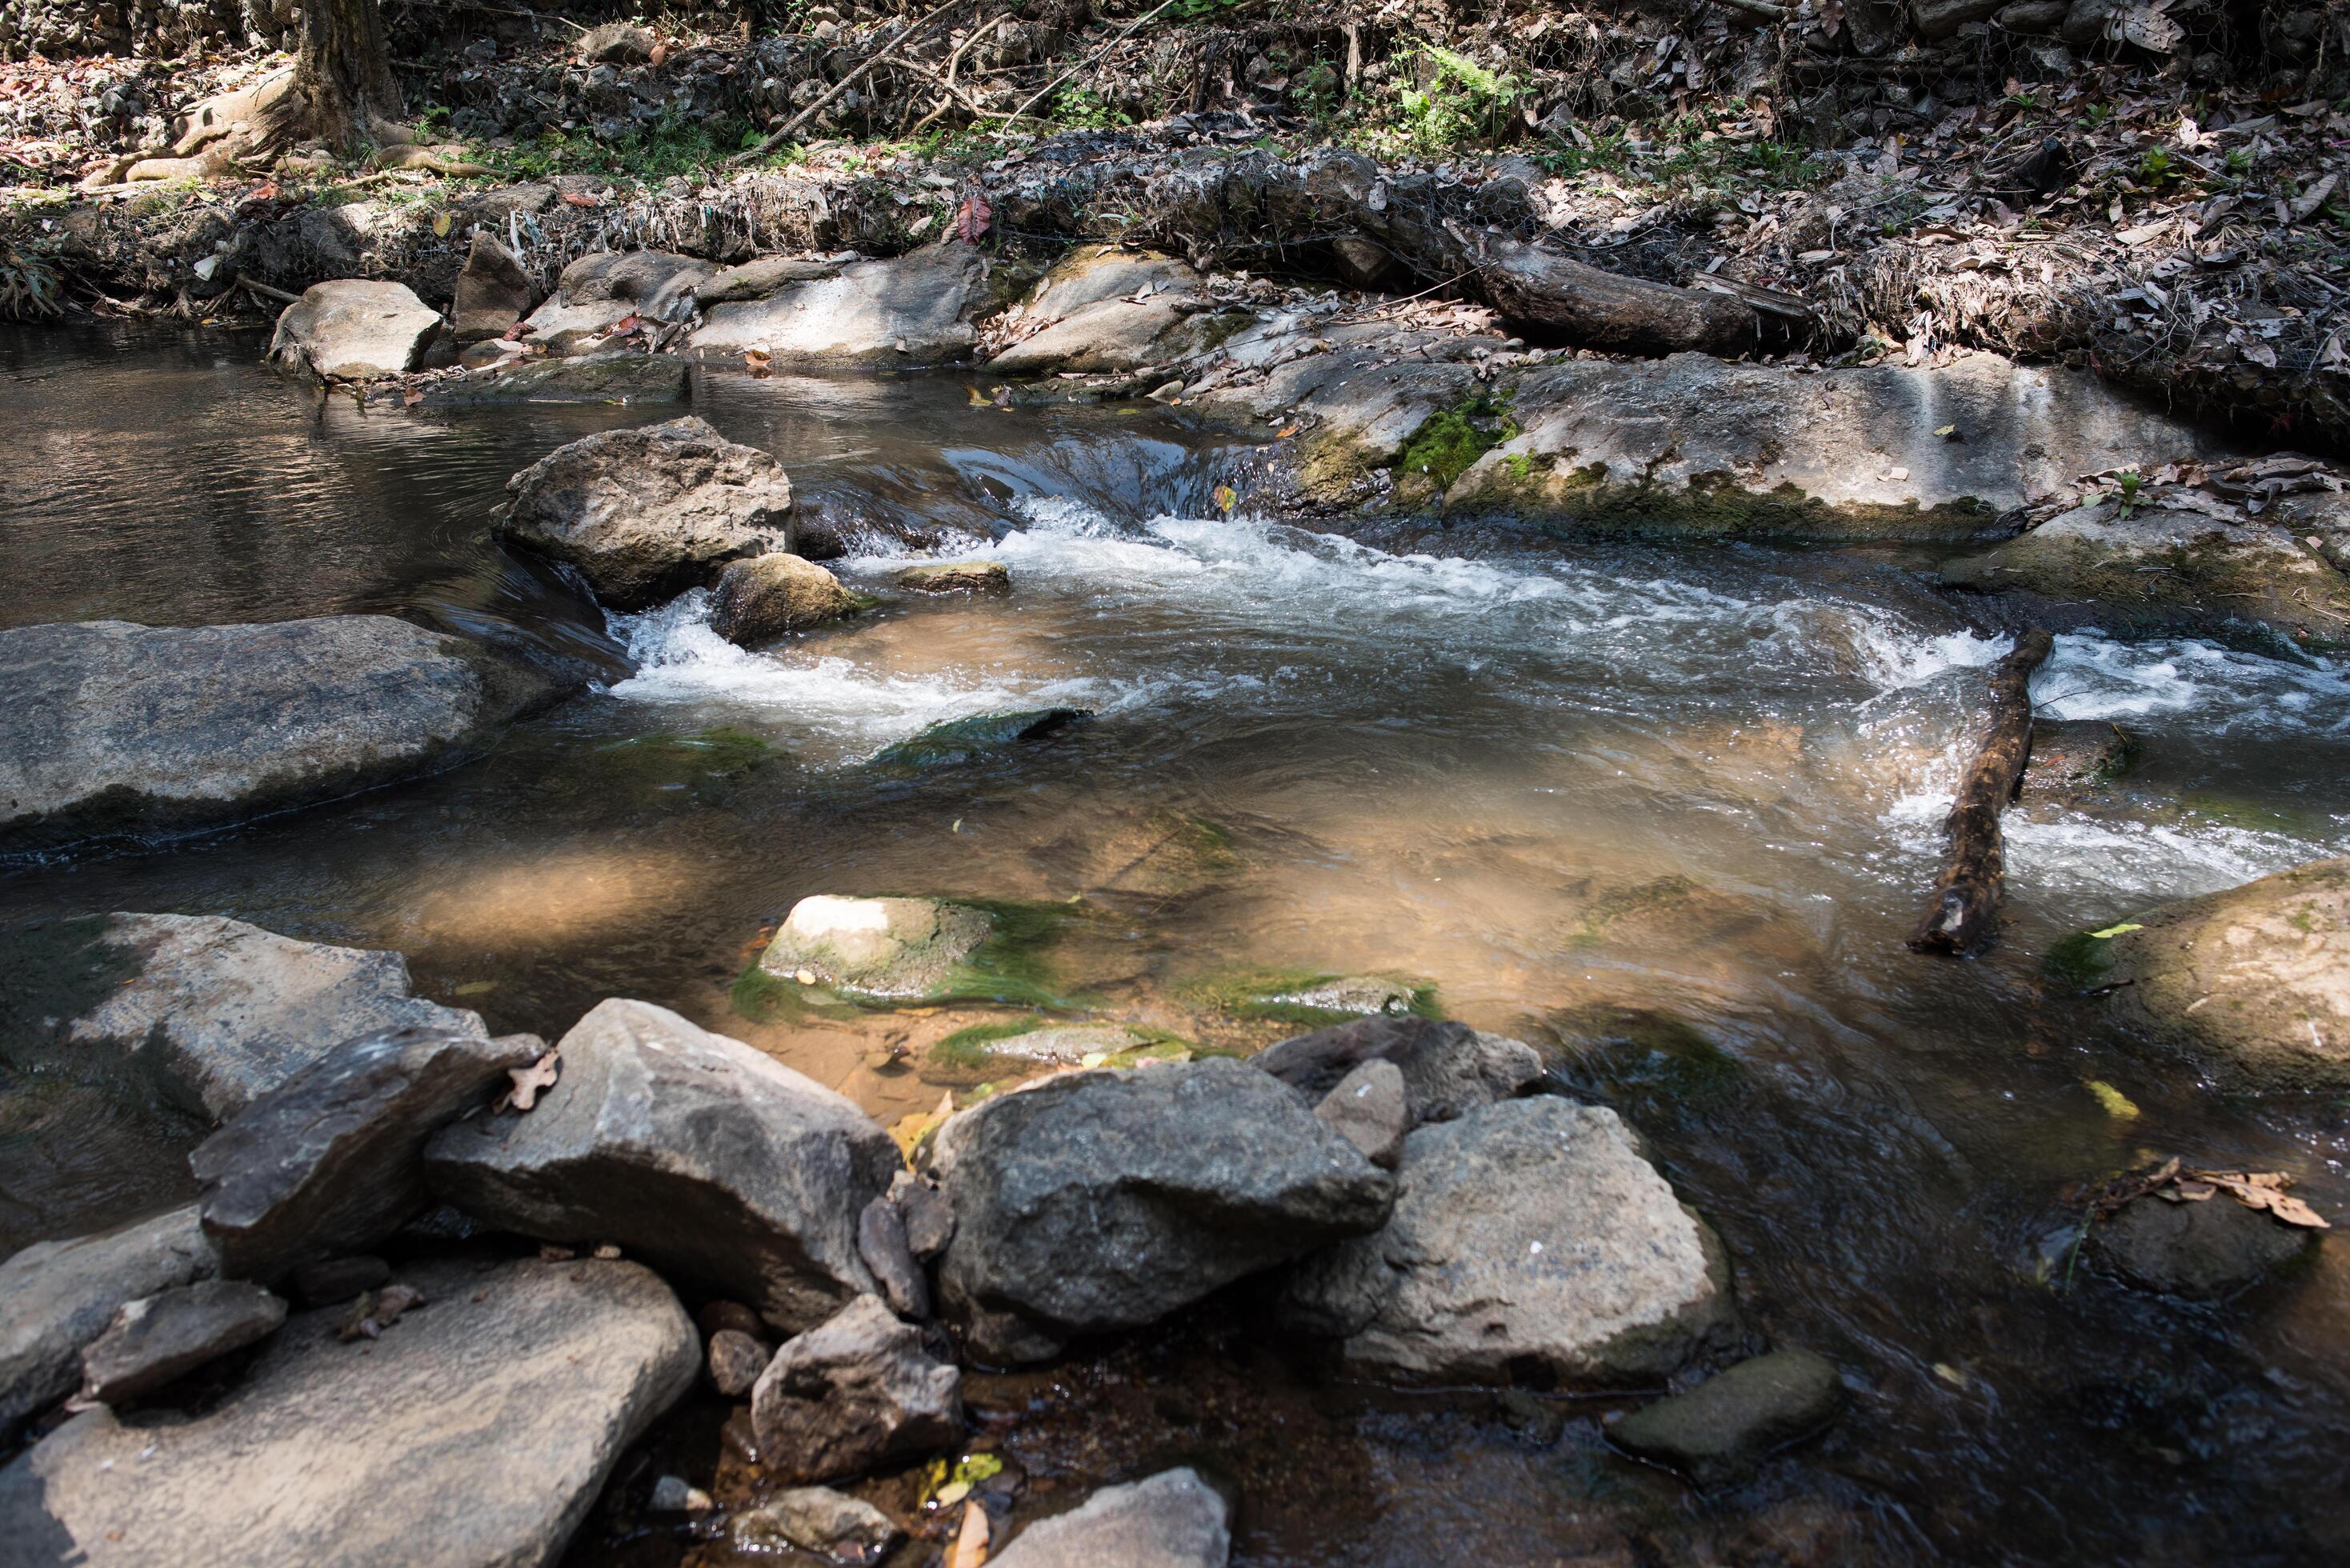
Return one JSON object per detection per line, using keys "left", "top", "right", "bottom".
{"left": 337, "top": 1282, "right": 426, "bottom": 1342}
{"left": 946, "top": 1500, "right": 989, "bottom": 1568}
{"left": 2098, "top": 1155, "right": 2330, "bottom": 1230}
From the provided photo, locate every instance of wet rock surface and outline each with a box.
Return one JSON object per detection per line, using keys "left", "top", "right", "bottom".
{"left": 423, "top": 998, "right": 896, "bottom": 1331}
{"left": 747, "top": 1294, "right": 961, "bottom": 1483}
{"left": 498, "top": 414, "right": 795, "bottom": 610}
{"left": 991, "top": 1467, "right": 1231, "bottom": 1568}
{"left": 2060, "top": 856, "right": 2350, "bottom": 1090}
{"left": 2088, "top": 1191, "right": 2320, "bottom": 1298}
{"left": 0, "top": 1206, "right": 216, "bottom": 1440}
{"left": 929, "top": 1058, "right": 1395, "bottom": 1362}
{"left": 76, "top": 1278, "right": 285, "bottom": 1404}
{"left": 267, "top": 280, "right": 446, "bottom": 381}
{"left": 0, "top": 1257, "right": 697, "bottom": 1566}
{"left": 759, "top": 895, "right": 994, "bottom": 999}
{"left": 729, "top": 1485, "right": 901, "bottom": 1560}
{"left": 708, "top": 552, "right": 859, "bottom": 646}
{"left": 414, "top": 350, "right": 687, "bottom": 407}
{"left": 1252, "top": 1015, "right": 1543, "bottom": 1127}
{"left": 1609, "top": 1349, "right": 1846, "bottom": 1485}
{"left": 190, "top": 1026, "right": 538, "bottom": 1279}
{"left": 0, "top": 617, "right": 561, "bottom": 850}
{"left": 10, "top": 913, "right": 486, "bottom": 1121}
{"left": 896, "top": 560, "right": 1011, "bottom": 594}
{"left": 1282, "top": 1096, "right": 1734, "bottom": 1386}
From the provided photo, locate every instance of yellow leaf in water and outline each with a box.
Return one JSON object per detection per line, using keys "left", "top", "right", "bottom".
{"left": 889, "top": 1090, "right": 955, "bottom": 1165}
{"left": 2086, "top": 1080, "right": 2140, "bottom": 1120}
{"left": 1214, "top": 484, "right": 1238, "bottom": 513}
{"left": 1933, "top": 1362, "right": 1968, "bottom": 1390}
{"left": 433, "top": 210, "right": 452, "bottom": 238}
{"left": 947, "top": 1500, "right": 990, "bottom": 1568}
{"left": 2088, "top": 922, "right": 2144, "bottom": 939}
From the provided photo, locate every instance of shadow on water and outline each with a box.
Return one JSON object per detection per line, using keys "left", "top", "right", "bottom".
{"left": 5, "top": 324, "right": 2350, "bottom": 1562}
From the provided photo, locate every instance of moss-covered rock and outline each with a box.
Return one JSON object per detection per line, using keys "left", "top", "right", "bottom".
{"left": 755, "top": 896, "right": 1087, "bottom": 1010}
{"left": 1184, "top": 966, "right": 1439, "bottom": 1030}
{"left": 869, "top": 708, "right": 1089, "bottom": 770}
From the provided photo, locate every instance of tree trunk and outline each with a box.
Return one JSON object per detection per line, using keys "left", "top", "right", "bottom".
{"left": 1908, "top": 627, "right": 2056, "bottom": 956}
{"left": 294, "top": 0, "right": 402, "bottom": 152}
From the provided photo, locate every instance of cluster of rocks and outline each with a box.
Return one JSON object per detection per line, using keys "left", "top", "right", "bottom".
{"left": 0, "top": 896, "right": 1860, "bottom": 1559}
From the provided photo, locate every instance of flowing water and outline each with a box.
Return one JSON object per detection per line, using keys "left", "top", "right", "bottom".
{"left": 7, "top": 323, "right": 2350, "bottom": 1563}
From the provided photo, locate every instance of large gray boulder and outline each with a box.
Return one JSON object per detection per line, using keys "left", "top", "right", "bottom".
{"left": 2055, "top": 857, "right": 2350, "bottom": 1090}
{"left": 1251, "top": 1015, "right": 1543, "bottom": 1126}
{"left": 267, "top": 279, "right": 446, "bottom": 380}
{"left": 929, "top": 1058, "right": 1395, "bottom": 1362}
{"left": 1282, "top": 1097, "right": 1735, "bottom": 1387}
{"left": 0, "top": 1206, "right": 216, "bottom": 1442}
{"left": 498, "top": 416, "right": 795, "bottom": 610}
{"left": 2, "top": 913, "right": 486, "bottom": 1121}
{"left": 424, "top": 999, "right": 897, "bottom": 1332}
{"left": 191, "top": 1026, "right": 542, "bottom": 1280}
{"left": 748, "top": 1294, "right": 961, "bottom": 1483}
{"left": 522, "top": 248, "right": 711, "bottom": 354}
{"left": 689, "top": 244, "right": 988, "bottom": 364}
{"left": 991, "top": 1468, "right": 1231, "bottom": 1568}
{"left": 0, "top": 1258, "right": 698, "bottom": 1567}
{"left": 0, "top": 617, "right": 562, "bottom": 850}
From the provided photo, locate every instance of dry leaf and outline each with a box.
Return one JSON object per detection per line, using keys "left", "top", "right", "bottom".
{"left": 954, "top": 191, "right": 992, "bottom": 246}
{"left": 947, "top": 1500, "right": 990, "bottom": 1568}
{"left": 889, "top": 1090, "right": 955, "bottom": 1166}
{"left": 501, "top": 1050, "right": 560, "bottom": 1112}
{"left": 559, "top": 190, "right": 600, "bottom": 208}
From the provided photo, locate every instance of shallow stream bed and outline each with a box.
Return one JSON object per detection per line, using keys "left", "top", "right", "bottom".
{"left": 6, "top": 323, "right": 2350, "bottom": 1563}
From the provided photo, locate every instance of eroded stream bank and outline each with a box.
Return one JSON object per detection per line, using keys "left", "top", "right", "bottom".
{"left": 5, "top": 322, "right": 2350, "bottom": 1563}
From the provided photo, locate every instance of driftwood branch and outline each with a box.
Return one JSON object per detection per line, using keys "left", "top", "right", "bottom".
{"left": 1478, "top": 235, "right": 1766, "bottom": 354}
{"left": 733, "top": 0, "right": 969, "bottom": 165}
{"left": 1908, "top": 627, "right": 2056, "bottom": 955}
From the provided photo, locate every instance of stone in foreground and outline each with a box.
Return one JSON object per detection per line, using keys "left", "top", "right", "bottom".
{"left": 2055, "top": 857, "right": 2350, "bottom": 1090}
{"left": 729, "top": 1485, "right": 901, "bottom": 1561}
{"left": 748, "top": 1294, "right": 961, "bottom": 1483}
{"left": 77, "top": 1279, "right": 286, "bottom": 1404}
{"left": 1609, "top": 1349, "right": 1844, "bottom": 1485}
{"left": 2088, "top": 1192, "right": 2318, "bottom": 1299}
{"left": 991, "top": 1468, "right": 1231, "bottom": 1568}
{"left": 1282, "top": 1097, "right": 1734, "bottom": 1387}
{"left": 0, "top": 617, "right": 562, "bottom": 850}
{"left": 6, "top": 913, "right": 486, "bottom": 1121}
{"left": 707, "top": 1327, "right": 772, "bottom": 1397}
{"left": 930, "top": 1058, "right": 1395, "bottom": 1363}
{"left": 896, "top": 561, "right": 1010, "bottom": 594}
{"left": 709, "top": 553, "right": 859, "bottom": 646}
{"left": 0, "top": 1206, "right": 216, "bottom": 1442}
{"left": 191, "top": 1026, "right": 539, "bottom": 1279}
{"left": 424, "top": 998, "right": 896, "bottom": 1331}
{"left": 499, "top": 416, "right": 795, "bottom": 610}
{"left": 268, "top": 279, "right": 446, "bottom": 380}
{"left": 0, "top": 1258, "right": 697, "bottom": 1566}
{"left": 759, "top": 895, "right": 993, "bottom": 999}
{"left": 1253, "top": 1014, "right": 1543, "bottom": 1127}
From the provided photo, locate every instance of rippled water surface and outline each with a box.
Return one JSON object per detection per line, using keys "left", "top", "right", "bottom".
{"left": 7, "top": 323, "right": 2350, "bottom": 1564}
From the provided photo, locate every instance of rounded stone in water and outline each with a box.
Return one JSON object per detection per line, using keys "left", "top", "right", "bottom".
{"left": 759, "top": 895, "right": 993, "bottom": 998}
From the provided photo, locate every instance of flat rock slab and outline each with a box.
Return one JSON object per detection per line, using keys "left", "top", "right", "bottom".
{"left": 988, "top": 297, "right": 1206, "bottom": 377}
{"left": 268, "top": 280, "right": 446, "bottom": 381}
{"left": 0, "top": 1258, "right": 698, "bottom": 1568}
{"left": 2060, "top": 856, "right": 2350, "bottom": 1090}
{"left": 1609, "top": 1349, "right": 1844, "bottom": 1485}
{"left": 0, "top": 1206, "right": 215, "bottom": 1441}
{"left": 729, "top": 1485, "right": 899, "bottom": 1559}
{"left": 10, "top": 913, "right": 486, "bottom": 1121}
{"left": 191, "top": 1026, "right": 539, "bottom": 1279}
{"left": 991, "top": 1468, "right": 1230, "bottom": 1568}
{"left": 2088, "top": 1191, "right": 2319, "bottom": 1298}
{"left": 689, "top": 244, "right": 987, "bottom": 364}
{"left": 1018, "top": 246, "right": 1201, "bottom": 326}
{"left": 930, "top": 1058, "right": 1394, "bottom": 1362}
{"left": 78, "top": 1279, "right": 286, "bottom": 1404}
{"left": 415, "top": 352, "right": 687, "bottom": 408}
{"left": 759, "top": 895, "right": 994, "bottom": 999}
{"left": 499, "top": 415, "right": 795, "bottom": 610}
{"left": 1282, "top": 1096, "right": 1734, "bottom": 1387}
{"left": 424, "top": 998, "right": 896, "bottom": 1332}
{"left": 0, "top": 616, "right": 557, "bottom": 850}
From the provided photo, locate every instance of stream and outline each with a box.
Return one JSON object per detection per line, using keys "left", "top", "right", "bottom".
{"left": 6, "top": 322, "right": 2350, "bottom": 1562}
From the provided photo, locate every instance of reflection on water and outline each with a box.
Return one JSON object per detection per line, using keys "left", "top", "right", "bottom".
{"left": 6, "top": 324, "right": 2350, "bottom": 1562}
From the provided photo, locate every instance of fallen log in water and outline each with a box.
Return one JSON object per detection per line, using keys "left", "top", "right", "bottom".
{"left": 1908, "top": 627, "right": 2056, "bottom": 956}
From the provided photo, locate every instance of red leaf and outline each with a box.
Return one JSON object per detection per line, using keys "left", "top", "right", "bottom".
{"left": 954, "top": 192, "right": 991, "bottom": 246}
{"left": 559, "top": 190, "right": 600, "bottom": 209}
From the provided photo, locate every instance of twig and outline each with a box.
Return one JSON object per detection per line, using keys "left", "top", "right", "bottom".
{"left": 240, "top": 276, "right": 302, "bottom": 305}
{"left": 732, "top": 0, "right": 970, "bottom": 165}
{"left": 1714, "top": 0, "right": 1789, "bottom": 18}
{"left": 996, "top": 0, "right": 1184, "bottom": 126}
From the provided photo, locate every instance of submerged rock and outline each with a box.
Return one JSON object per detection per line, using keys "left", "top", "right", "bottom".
{"left": 499, "top": 415, "right": 795, "bottom": 610}
{"left": 758, "top": 895, "right": 994, "bottom": 1000}
{"left": 2054, "top": 856, "right": 2350, "bottom": 1090}
{"left": 414, "top": 350, "right": 687, "bottom": 408}
{"left": 1252, "top": 1014, "right": 1543, "bottom": 1126}
{"left": 991, "top": 1468, "right": 1231, "bottom": 1568}
{"left": 0, "top": 1258, "right": 697, "bottom": 1564}
{"left": 424, "top": 998, "right": 896, "bottom": 1331}
{"left": 4, "top": 913, "right": 486, "bottom": 1120}
{"left": 0, "top": 1206, "right": 217, "bottom": 1442}
{"left": 77, "top": 1278, "right": 286, "bottom": 1404}
{"left": 0, "top": 616, "right": 564, "bottom": 850}
{"left": 709, "top": 553, "right": 860, "bottom": 646}
{"left": 2088, "top": 1191, "right": 2319, "bottom": 1298}
{"left": 871, "top": 708, "right": 1089, "bottom": 769}
{"left": 268, "top": 279, "right": 447, "bottom": 380}
{"left": 748, "top": 1294, "right": 961, "bottom": 1483}
{"left": 190, "top": 1026, "right": 539, "bottom": 1279}
{"left": 930, "top": 1058, "right": 1395, "bottom": 1362}
{"left": 1609, "top": 1348, "right": 1844, "bottom": 1485}
{"left": 688, "top": 243, "right": 987, "bottom": 364}
{"left": 1282, "top": 1097, "right": 1735, "bottom": 1387}
{"left": 728, "top": 1485, "right": 901, "bottom": 1561}
{"left": 896, "top": 560, "right": 1011, "bottom": 594}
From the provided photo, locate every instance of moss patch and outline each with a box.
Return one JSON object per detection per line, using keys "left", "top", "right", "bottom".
{"left": 936, "top": 898, "right": 1095, "bottom": 1009}
{"left": 870, "top": 709, "right": 1091, "bottom": 771}
{"left": 931, "top": 1015, "right": 1047, "bottom": 1071}
{"left": 1396, "top": 392, "right": 1518, "bottom": 494}
{"left": 1183, "top": 965, "right": 1442, "bottom": 1029}
{"left": 2046, "top": 928, "right": 2127, "bottom": 990}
